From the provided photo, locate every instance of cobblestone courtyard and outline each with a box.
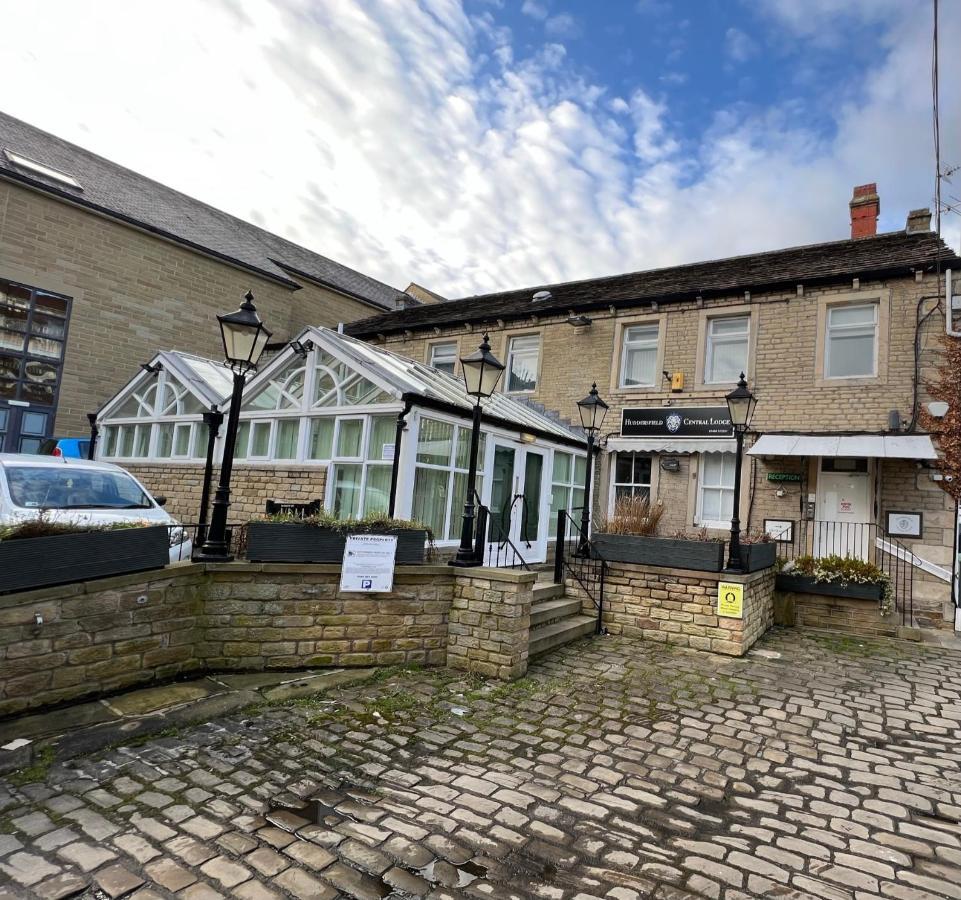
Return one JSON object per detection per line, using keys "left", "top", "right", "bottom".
{"left": 2, "top": 629, "right": 961, "bottom": 899}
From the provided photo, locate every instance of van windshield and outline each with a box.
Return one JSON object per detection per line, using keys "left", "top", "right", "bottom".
{"left": 4, "top": 467, "right": 153, "bottom": 510}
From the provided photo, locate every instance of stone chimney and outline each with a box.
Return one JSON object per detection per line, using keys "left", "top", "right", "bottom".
{"left": 404, "top": 282, "right": 448, "bottom": 305}
{"left": 849, "top": 183, "right": 880, "bottom": 239}
{"left": 905, "top": 208, "right": 932, "bottom": 233}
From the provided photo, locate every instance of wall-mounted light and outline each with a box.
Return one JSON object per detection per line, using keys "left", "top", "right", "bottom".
{"left": 140, "top": 361, "right": 163, "bottom": 375}
{"left": 927, "top": 401, "right": 949, "bottom": 418}
{"left": 290, "top": 338, "right": 315, "bottom": 359}
{"left": 567, "top": 314, "right": 592, "bottom": 327}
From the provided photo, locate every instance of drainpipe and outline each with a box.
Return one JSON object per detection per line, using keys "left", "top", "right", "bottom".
{"left": 388, "top": 399, "right": 413, "bottom": 517}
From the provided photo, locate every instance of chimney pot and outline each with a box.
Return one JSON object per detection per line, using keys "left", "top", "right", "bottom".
{"left": 849, "top": 183, "right": 879, "bottom": 239}
{"left": 905, "top": 208, "right": 932, "bottom": 233}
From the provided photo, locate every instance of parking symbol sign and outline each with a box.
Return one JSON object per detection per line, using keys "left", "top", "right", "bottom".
{"left": 361, "top": 578, "right": 373, "bottom": 590}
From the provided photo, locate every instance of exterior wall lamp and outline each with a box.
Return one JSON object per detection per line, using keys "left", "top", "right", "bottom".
{"left": 194, "top": 291, "right": 271, "bottom": 562}
{"left": 451, "top": 333, "right": 505, "bottom": 567}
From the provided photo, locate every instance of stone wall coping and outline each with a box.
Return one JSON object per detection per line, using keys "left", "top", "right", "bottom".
{"left": 453, "top": 566, "right": 538, "bottom": 585}
{"left": 202, "top": 563, "right": 454, "bottom": 577}
{"left": 602, "top": 559, "right": 772, "bottom": 584}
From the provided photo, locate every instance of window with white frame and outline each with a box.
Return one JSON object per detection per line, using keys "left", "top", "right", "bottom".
{"left": 329, "top": 416, "right": 396, "bottom": 519}
{"left": 100, "top": 372, "right": 206, "bottom": 461}
{"left": 620, "top": 324, "right": 659, "bottom": 387}
{"left": 410, "top": 416, "right": 486, "bottom": 540}
{"left": 506, "top": 335, "right": 540, "bottom": 393}
{"left": 825, "top": 303, "right": 878, "bottom": 378}
{"left": 549, "top": 451, "right": 586, "bottom": 534}
{"left": 612, "top": 454, "right": 652, "bottom": 507}
{"left": 705, "top": 315, "right": 750, "bottom": 384}
{"left": 429, "top": 342, "right": 458, "bottom": 376}
{"left": 697, "top": 452, "right": 736, "bottom": 527}
{"left": 312, "top": 349, "right": 393, "bottom": 407}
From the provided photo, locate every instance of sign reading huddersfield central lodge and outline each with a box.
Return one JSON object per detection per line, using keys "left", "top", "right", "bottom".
{"left": 621, "top": 406, "right": 734, "bottom": 438}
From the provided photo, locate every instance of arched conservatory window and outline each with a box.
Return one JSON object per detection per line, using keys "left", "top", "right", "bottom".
{"left": 313, "top": 350, "right": 392, "bottom": 408}
{"left": 242, "top": 357, "right": 307, "bottom": 412}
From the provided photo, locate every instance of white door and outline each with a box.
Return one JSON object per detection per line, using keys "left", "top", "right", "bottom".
{"left": 484, "top": 440, "right": 548, "bottom": 565}
{"left": 814, "top": 458, "right": 871, "bottom": 559}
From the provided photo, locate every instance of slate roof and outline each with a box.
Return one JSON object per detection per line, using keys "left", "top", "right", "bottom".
{"left": 346, "top": 229, "right": 960, "bottom": 337}
{"left": 0, "top": 111, "right": 408, "bottom": 310}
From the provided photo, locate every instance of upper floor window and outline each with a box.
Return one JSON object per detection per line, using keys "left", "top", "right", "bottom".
{"left": 506, "top": 335, "right": 539, "bottom": 393}
{"left": 825, "top": 304, "right": 877, "bottom": 378}
{"left": 620, "top": 324, "right": 659, "bottom": 387}
{"left": 705, "top": 315, "right": 749, "bottom": 384}
{"left": 429, "top": 342, "right": 458, "bottom": 376}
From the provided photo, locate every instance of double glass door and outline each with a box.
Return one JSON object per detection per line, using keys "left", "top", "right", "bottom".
{"left": 484, "top": 440, "right": 547, "bottom": 564}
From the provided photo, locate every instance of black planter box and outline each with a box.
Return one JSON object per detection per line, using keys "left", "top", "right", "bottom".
{"left": 739, "top": 542, "right": 777, "bottom": 572}
{"left": 0, "top": 526, "right": 170, "bottom": 594}
{"left": 592, "top": 533, "right": 725, "bottom": 572}
{"left": 246, "top": 523, "right": 428, "bottom": 564}
{"left": 775, "top": 573, "right": 883, "bottom": 601}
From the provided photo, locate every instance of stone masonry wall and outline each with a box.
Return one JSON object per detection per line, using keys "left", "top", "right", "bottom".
{"left": 447, "top": 569, "right": 535, "bottom": 680}
{"left": 568, "top": 561, "right": 774, "bottom": 656}
{"left": 124, "top": 463, "right": 327, "bottom": 524}
{"left": 0, "top": 562, "right": 537, "bottom": 717}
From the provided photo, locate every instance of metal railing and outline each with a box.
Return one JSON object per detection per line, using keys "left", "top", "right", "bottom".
{"left": 777, "top": 519, "right": 914, "bottom": 626}
{"left": 164, "top": 522, "right": 247, "bottom": 563}
{"left": 554, "top": 508, "right": 607, "bottom": 634}
{"left": 474, "top": 492, "right": 531, "bottom": 570}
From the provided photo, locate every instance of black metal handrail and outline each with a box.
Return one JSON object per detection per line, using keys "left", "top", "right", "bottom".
{"left": 554, "top": 508, "right": 607, "bottom": 635}
{"left": 473, "top": 491, "right": 531, "bottom": 570}
{"left": 163, "top": 522, "right": 247, "bottom": 563}
{"left": 777, "top": 519, "right": 915, "bottom": 626}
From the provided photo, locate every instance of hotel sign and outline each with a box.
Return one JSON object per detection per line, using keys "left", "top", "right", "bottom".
{"left": 621, "top": 406, "right": 733, "bottom": 438}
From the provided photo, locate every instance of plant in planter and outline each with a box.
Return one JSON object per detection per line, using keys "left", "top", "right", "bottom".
{"left": 245, "top": 511, "right": 433, "bottom": 564}
{"left": 0, "top": 516, "right": 170, "bottom": 594}
{"left": 592, "top": 498, "right": 727, "bottom": 572}
{"left": 777, "top": 554, "right": 893, "bottom": 613}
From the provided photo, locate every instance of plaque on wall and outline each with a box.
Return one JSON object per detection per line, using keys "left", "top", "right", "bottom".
{"left": 764, "top": 519, "right": 794, "bottom": 543}
{"left": 885, "top": 511, "right": 922, "bottom": 539}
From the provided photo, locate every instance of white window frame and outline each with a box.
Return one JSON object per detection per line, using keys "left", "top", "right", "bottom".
{"left": 825, "top": 302, "right": 878, "bottom": 380}
{"left": 704, "top": 314, "right": 750, "bottom": 385}
{"left": 505, "top": 335, "right": 540, "bottom": 394}
{"left": 696, "top": 452, "right": 736, "bottom": 529}
{"left": 428, "top": 341, "right": 458, "bottom": 375}
{"left": 619, "top": 324, "right": 659, "bottom": 388}
{"left": 609, "top": 453, "right": 653, "bottom": 513}
{"left": 548, "top": 450, "right": 587, "bottom": 537}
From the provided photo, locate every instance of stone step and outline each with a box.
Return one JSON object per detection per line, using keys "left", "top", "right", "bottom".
{"left": 531, "top": 596, "right": 583, "bottom": 627}
{"left": 532, "top": 582, "right": 565, "bottom": 602}
{"left": 529, "top": 615, "right": 596, "bottom": 657}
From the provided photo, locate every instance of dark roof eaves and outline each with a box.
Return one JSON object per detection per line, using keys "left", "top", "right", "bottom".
{"left": 1, "top": 168, "right": 303, "bottom": 291}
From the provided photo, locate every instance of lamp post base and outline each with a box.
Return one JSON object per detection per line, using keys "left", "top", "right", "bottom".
{"left": 448, "top": 555, "right": 481, "bottom": 568}
{"left": 192, "top": 549, "right": 234, "bottom": 564}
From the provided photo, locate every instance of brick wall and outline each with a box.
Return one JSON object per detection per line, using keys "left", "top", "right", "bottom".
{"left": 447, "top": 569, "right": 535, "bottom": 680}
{"left": 568, "top": 561, "right": 774, "bottom": 656}
{"left": 124, "top": 463, "right": 327, "bottom": 523}
{"left": 0, "top": 181, "right": 384, "bottom": 436}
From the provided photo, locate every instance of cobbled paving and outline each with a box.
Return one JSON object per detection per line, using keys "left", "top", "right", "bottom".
{"left": 1, "top": 629, "right": 961, "bottom": 898}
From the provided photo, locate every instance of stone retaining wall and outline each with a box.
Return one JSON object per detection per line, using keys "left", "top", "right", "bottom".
{"left": 569, "top": 560, "right": 775, "bottom": 656}
{"left": 773, "top": 590, "right": 916, "bottom": 641}
{"left": 0, "top": 562, "right": 532, "bottom": 718}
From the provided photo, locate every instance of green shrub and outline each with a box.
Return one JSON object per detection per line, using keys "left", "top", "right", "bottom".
{"left": 255, "top": 510, "right": 431, "bottom": 539}
{"left": 786, "top": 554, "right": 893, "bottom": 616}
{"left": 0, "top": 517, "right": 144, "bottom": 543}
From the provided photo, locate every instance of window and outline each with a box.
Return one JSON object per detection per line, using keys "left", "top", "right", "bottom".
{"left": 3, "top": 149, "right": 83, "bottom": 190}
{"left": 620, "top": 325, "right": 659, "bottom": 387}
{"left": 429, "top": 342, "right": 458, "bottom": 376}
{"left": 825, "top": 304, "right": 877, "bottom": 378}
{"left": 549, "top": 451, "right": 587, "bottom": 534}
{"left": 705, "top": 315, "right": 749, "bottom": 384}
{"left": 612, "top": 454, "right": 652, "bottom": 505}
{"left": 697, "top": 452, "right": 736, "bottom": 527}
{"left": 411, "top": 416, "right": 485, "bottom": 539}
{"left": 329, "top": 415, "right": 396, "bottom": 519}
{"left": 506, "top": 335, "right": 540, "bottom": 392}
{"left": 312, "top": 349, "right": 392, "bottom": 408}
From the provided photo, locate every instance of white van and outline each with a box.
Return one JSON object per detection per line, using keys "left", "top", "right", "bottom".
{"left": 0, "top": 454, "right": 191, "bottom": 563}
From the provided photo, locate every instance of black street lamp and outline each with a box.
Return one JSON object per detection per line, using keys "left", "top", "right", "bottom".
{"left": 196, "top": 405, "right": 225, "bottom": 546}
{"left": 450, "top": 334, "right": 505, "bottom": 567}
{"left": 724, "top": 372, "right": 758, "bottom": 572}
{"left": 194, "top": 291, "right": 271, "bottom": 562}
{"left": 576, "top": 383, "right": 609, "bottom": 551}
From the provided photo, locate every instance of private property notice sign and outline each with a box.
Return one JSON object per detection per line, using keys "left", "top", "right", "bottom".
{"left": 340, "top": 534, "right": 398, "bottom": 593}
{"left": 621, "top": 406, "right": 733, "bottom": 438}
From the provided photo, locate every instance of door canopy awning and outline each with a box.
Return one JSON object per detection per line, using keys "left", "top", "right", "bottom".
{"left": 607, "top": 437, "right": 737, "bottom": 454}
{"left": 748, "top": 433, "right": 938, "bottom": 460}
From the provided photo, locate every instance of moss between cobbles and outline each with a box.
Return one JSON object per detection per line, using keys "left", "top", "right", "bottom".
{"left": 6, "top": 745, "right": 55, "bottom": 786}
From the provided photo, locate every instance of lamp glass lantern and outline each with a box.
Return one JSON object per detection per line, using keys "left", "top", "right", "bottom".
{"left": 577, "top": 383, "right": 609, "bottom": 435}
{"left": 725, "top": 373, "right": 757, "bottom": 432}
{"left": 218, "top": 291, "right": 272, "bottom": 373}
{"left": 460, "top": 334, "right": 505, "bottom": 398}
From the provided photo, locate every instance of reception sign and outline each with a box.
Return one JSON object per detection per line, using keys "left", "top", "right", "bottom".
{"left": 621, "top": 406, "right": 733, "bottom": 438}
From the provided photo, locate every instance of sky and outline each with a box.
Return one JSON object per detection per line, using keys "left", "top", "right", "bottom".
{"left": 0, "top": 0, "right": 958, "bottom": 299}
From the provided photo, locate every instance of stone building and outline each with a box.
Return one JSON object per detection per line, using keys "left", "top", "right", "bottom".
{"left": 0, "top": 111, "right": 412, "bottom": 451}
{"left": 345, "top": 186, "right": 961, "bottom": 625}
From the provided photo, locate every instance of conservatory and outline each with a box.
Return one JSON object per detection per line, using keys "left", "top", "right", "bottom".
{"left": 95, "top": 327, "right": 587, "bottom": 564}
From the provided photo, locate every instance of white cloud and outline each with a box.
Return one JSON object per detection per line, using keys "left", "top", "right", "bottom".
{"left": 724, "top": 26, "right": 757, "bottom": 63}
{"left": 545, "top": 13, "right": 580, "bottom": 38}
{"left": 521, "top": 0, "right": 548, "bottom": 20}
{"left": 0, "top": 0, "right": 957, "bottom": 301}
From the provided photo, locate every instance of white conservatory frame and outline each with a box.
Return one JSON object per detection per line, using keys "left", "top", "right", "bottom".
{"left": 95, "top": 327, "right": 587, "bottom": 555}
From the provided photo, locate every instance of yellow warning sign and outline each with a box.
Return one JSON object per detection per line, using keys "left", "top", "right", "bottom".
{"left": 717, "top": 582, "right": 744, "bottom": 619}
